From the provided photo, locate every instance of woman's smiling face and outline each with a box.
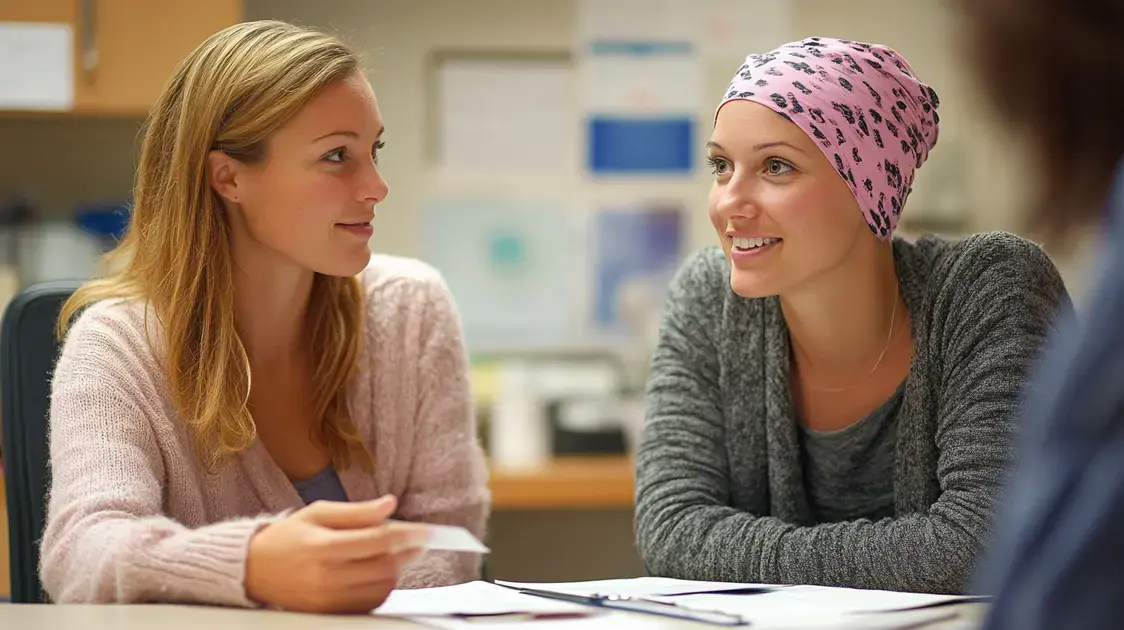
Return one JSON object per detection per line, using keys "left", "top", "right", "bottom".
{"left": 706, "top": 99, "right": 872, "bottom": 298}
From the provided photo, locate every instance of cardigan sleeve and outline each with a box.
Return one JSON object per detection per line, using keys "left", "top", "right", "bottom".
{"left": 41, "top": 306, "right": 279, "bottom": 606}
{"left": 635, "top": 235, "right": 1070, "bottom": 594}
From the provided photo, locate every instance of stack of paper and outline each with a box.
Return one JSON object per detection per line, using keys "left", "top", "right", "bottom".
{"left": 374, "top": 581, "right": 594, "bottom": 619}
{"left": 373, "top": 577, "right": 985, "bottom": 629}
{"left": 496, "top": 576, "right": 773, "bottom": 597}
{"left": 672, "top": 584, "right": 986, "bottom": 618}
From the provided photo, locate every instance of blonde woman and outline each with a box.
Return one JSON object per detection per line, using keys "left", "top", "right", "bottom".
{"left": 40, "top": 20, "right": 489, "bottom": 612}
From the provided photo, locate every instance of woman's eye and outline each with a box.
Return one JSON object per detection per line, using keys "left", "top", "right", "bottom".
{"left": 324, "top": 148, "right": 346, "bottom": 163}
{"left": 765, "top": 158, "right": 794, "bottom": 176}
{"left": 707, "top": 157, "right": 730, "bottom": 176}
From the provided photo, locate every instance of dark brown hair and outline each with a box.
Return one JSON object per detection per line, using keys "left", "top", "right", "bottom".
{"left": 957, "top": 0, "right": 1124, "bottom": 244}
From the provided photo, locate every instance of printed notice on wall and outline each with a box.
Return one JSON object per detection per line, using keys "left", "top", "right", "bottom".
{"left": 698, "top": 0, "right": 791, "bottom": 59}
{"left": 0, "top": 22, "right": 74, "bottom": 110}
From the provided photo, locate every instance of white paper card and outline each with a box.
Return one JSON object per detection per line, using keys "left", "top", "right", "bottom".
{"left": 0, "top": 22, "right": 74, "bottom": 110}
{"left": 418, "top": 522, "right": 490, "bottom": 554}
{"left": 374, "top": 580, "right": 589, "bottom": 617}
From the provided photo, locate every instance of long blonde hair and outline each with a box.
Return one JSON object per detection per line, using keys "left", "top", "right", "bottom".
{"left": 59, "top": 20, "right": 373, "bottom": 473}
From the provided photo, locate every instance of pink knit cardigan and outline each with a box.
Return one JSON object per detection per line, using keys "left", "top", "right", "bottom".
{"left": 40, "top": 255, "right": 491, "bottom": 606}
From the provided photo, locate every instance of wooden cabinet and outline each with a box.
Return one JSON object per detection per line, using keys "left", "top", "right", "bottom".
{"left": 1, "top": 0, "right": 242, "bottom": 116}
{"left": 490, "top": 457, "right": 635, "bottom": 510}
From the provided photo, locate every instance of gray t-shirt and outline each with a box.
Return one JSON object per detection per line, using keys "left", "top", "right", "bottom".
{"left": 799, "top": 383, "right": 904, "bottom": 523}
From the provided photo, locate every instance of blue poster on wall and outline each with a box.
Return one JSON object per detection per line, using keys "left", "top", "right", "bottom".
{"left": 592, "top": 205, "right": 684, "bottom": 332}
{"left": 587, "top": 115, "right": 694, "bottom": 175}
{"left": 581, "top": 37, "right": 700, "bottom": 177}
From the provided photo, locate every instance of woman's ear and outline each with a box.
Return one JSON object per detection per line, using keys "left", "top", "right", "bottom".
{"left": 207, "top": 150, "right": 243, "bottom": 204}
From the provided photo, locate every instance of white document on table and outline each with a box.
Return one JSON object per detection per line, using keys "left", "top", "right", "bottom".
{"left": 669, "top": 585, "right": 985, "bottom": 625}
{"left": 501, "top": 577, "right": 982, "bottom": 612}
{"left": 411, "top": 613, "right": 685, "bottom": 630}
{"left": 494, "top": 578, "right": 984, "bottom": 629}
{"left": 497, "top": 576, "right": 773, "bottom": 597}
{"left": 373, "top": 581, "right": 591, "bottom": 618}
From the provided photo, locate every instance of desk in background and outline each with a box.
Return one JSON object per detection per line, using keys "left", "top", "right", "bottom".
{"left": 489, "top": 456, "right": 634, "bottom": 510}
{"left": 485, "top": 456, "right": 642, "bottom": 582}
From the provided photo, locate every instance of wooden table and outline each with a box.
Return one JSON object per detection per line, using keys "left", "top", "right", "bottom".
{"left": 0, "top": 602, "right": 985, "bottom": 629}
{"left": 489, "top": 456, "right": 635, "bottom": 510}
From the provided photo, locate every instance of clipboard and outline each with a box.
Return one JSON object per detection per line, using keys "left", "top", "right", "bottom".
{"left": 513, "top": 586, "right": 751, "bottom": 626}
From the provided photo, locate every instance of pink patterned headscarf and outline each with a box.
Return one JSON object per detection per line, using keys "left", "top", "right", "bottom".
{"left": 716, "top": 37, "right": 941, "bottom": 240}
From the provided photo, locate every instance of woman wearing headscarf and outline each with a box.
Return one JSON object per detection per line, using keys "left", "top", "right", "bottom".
{"left": 634, "top": 37, "right": 1071, "bottom": 594}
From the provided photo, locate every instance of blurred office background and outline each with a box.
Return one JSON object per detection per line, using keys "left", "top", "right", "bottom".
{"left": 0, "top": 0, "right": 1100, "bottom": 598}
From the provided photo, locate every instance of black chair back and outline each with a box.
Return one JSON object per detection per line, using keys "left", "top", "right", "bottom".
{"left": 2, "top": 281, "right": 81, "bottom": 603}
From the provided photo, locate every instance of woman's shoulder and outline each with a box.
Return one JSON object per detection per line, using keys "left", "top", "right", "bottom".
{"left": 357, "top": 253, "right": 457, "bottom": 331}
{"left": 911, "top": 230, "right": 1056, "bottom": 275}
{"left": 902, "top": 230, "right": 1072, "bottom": 340}
{"left": 54, "top": 296, "right": 165, "bottom": 392}
{"left": 61, "top": 297, "right": 157, "bottom": 358}
{"left": 360, "top": 253, "right": 445, "bottom": 291}
{"left": 905, "top": 230, "right": 1067, "bottom": 301}
{"left": 359, "top": 254, "right": 447, "bottom": 301}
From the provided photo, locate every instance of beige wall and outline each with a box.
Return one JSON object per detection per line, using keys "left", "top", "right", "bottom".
{"left": 0, "top": 0, "right": 1059, "bottom": 264}
{"left": 239, "top": 0, "right": 1041, "bottom": 249}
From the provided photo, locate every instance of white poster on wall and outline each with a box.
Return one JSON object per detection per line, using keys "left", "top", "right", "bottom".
{"left": 0, "top": 22, "right": 74, "bottom": 110}
{"left": 421, "top": 197, "right": 587, "bottom": 352}
{"left": 697, "top": 0, "right": 792, "bottom": 60}
{"left": 436, "top": 57, "right": 576, "bottom": 174}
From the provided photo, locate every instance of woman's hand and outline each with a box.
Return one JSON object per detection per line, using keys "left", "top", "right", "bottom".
{"left": 245, "top": 495, "right": 430, "bottom": 613}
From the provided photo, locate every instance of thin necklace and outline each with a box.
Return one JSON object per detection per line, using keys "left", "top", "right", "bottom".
{"left": 801, "top": 291, "right": 899, "bottom": 394}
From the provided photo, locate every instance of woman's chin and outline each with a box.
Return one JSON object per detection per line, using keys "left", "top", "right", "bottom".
{"left": 314, "top": 250, "right": 372, "bottom": 277}
{"left": 730, "top": 272, "right": 781, "bottom": 299}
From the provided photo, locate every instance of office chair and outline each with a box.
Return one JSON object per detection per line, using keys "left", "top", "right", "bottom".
{"left": 1, "top": 281, "right": 81, "bottom": 603}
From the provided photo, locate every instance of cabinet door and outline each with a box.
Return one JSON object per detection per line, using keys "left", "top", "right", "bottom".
{"left": 0, "top": 0, "right": 74, "bottom": 23}
{"left": 74, "top": 0, "right": 242, "bottom": 115}
{"left": 0, "top": 0, "right": 74, "bottom": 114}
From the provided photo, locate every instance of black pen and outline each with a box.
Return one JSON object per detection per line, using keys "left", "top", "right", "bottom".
{"left": 516, "top": 586, "right": 751, "bottom": 626}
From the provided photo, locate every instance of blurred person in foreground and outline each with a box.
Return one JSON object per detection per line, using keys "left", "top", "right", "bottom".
{"left": 40, "top": 20, "right": 489, "bottom": 613}
{"left": 958, "top": 2, "right": 1124, "bottom": 628}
